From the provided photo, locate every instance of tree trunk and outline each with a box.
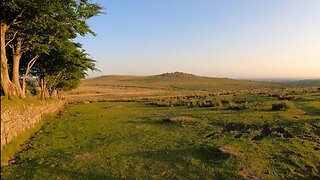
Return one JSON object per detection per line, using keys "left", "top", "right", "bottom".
{"left": 0, "top": 23, "right": 17, "bottom": 98}
{"left": 40, "top": 76, "right": 48, "bottom": 100}
{"left": 40, "top": 78, "right": 45, "bottom": 99}
{"left": 12, "top": 37, "right": 24, "bottom": 98}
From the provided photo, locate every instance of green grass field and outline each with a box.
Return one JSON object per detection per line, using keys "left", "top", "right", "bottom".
{"left": 2, "top": 89, "right": 320, "bottom": 179}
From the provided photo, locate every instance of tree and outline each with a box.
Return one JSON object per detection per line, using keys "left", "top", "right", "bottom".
{"left": 26, "top": 41, "right": 97, "bottom": 99}
{"left": 1, "top": 0, "right": 102, "bottom": 98}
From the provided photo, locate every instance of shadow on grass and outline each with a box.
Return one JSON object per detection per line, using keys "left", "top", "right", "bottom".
{"left": 127, "top": 146, "right": 230, "bottom": 165}
{"left": 124, "top": 119, "right": 182, "bottom": 127}
{"left": 301, "top": 106, "right": 320, "bottom": 116}
{"left": 208, "top": 117, "right": 320, "bottom": 142}
{"left": 1, "top": 158, "right": 113, "bottom": 179}
{"left": 125, "top": 145, "right": 237, "bottom": 178}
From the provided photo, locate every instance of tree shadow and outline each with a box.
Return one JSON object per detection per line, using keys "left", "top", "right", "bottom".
{"left": 123, "top": 119, "right": 182, "bottom": 127}
{"left": 126, "top": 145, "right": 230, "bottom": 166}
{"left": 1, "top": 158, "right": 113, "bottom": 179}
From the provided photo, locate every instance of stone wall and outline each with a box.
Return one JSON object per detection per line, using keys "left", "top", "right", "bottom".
{"left": 1, "top": 100, "right": 65, "bottom": 148}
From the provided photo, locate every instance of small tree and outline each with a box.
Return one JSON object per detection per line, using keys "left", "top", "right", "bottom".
{"left": 28, "top": 41, "right": 97, "bottom": 99}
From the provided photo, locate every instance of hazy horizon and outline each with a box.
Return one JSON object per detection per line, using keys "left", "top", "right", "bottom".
{"left": 85, "top": 71, "right": 319, "bottom": 81}
{"left": 77, "top": 0, "right": 320, "bottom": 79}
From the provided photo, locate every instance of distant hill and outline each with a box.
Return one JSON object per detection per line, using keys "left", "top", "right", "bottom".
{"left": 283, "top": 79, "right": 320, "bottom": 86}
{"left": 155, "top": 72, "right": 198, "bottom": 79}
{"left": 80, "top": 72, "right": 280, "bottom": 92}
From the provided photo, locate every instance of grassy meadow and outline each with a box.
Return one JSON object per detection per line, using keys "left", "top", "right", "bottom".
{"left": 1, "top": 73, "right": 320, "bottom": 179}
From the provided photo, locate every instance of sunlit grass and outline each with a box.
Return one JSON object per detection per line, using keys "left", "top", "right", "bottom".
{"left": 1, "top": 91, "right": 319, "bottom": 179}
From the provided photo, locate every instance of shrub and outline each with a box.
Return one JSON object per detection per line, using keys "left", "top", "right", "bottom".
{"left": 169, "top": 100, "right": 182, "bottom": 106}
{"left": 203, "top": 101, "right": 213, "bottom": 107}
{"left": 221, "top": 99, "right": 229, "bottom": 104}
{"left": 239, "top": 102, "right": 249, "bottom": 110}
{"left": 228, "top": 101, "right": 249, "bottom": 110}
{"left": 196, "top": 101, "right": 202, "bottom": 107}
{"left": 213, "top": 99, "right": 222, "bottom": 107}
{"left": 278, "top": 96, "right": 295, "bottom": 101}
{"left": 187, "top": 100, "right": 198, "bottom": 108}
{"left": 272, "top": 101, "right": 290, "bottom": 111}
{"left": 228, "top": 102, "right": 241, "bottom": 110}
{"left": 151, "top": 100, "right": 171, "bottom": 107}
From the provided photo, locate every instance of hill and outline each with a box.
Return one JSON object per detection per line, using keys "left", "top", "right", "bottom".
{"left": 81, "top": 72, "right": 279, "bottom": 91}
{"left": 68, "top": 72, "right": 280, "bottom": 101}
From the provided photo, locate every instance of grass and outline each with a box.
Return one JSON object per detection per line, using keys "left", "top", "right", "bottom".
{"left": 67, "top": 72, "right": 280, "bottom": 102}
{"left": 1, "top": 90, "right": 320, "bottom": 179}
{"left": 1, "top": 114, "right": 57, "bottom": 166}
{"left": 1, "top": 75, "right": 319, "bottom": 178}
{"left": 1, "top": 99, "right": 64, "bottom": 166}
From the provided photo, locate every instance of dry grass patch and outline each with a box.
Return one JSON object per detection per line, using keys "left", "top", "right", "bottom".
{"left": 74, "top": 152, "right": 94, "bottom": 161}
{"left": 217, "top": 146, "right": 245, "bottom": 157}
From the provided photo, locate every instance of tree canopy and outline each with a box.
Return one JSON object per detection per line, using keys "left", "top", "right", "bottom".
{"left": 1, "top": 0, "right": 102, "bottom": 99}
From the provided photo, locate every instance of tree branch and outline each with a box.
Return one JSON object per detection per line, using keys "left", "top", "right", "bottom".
{"left": 26, "top": 55, "right": 40, "bottom": 74}
{"left": 5, "top": 31, "right": 18, "bottom": 47}
{"left": 52, "top": 71, "right": 63, "bottom": 86}
{"left": 23, "top": 55, "right": 40, "bottom": 82}
{"left": 8, "top": 44, "right": 15, "bottom": 53}
{"left": 8, "top": 9, "right": 26, "bottom": 28}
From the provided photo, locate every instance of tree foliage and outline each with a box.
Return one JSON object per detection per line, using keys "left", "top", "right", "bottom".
{"left": 1, "top": 0, "right": 103, "bottom": 99}
{"left": 28, "top": 41, "right": 97, "bottom": 98}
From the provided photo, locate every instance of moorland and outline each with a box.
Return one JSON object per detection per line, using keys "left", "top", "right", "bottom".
{"left": 1, "top": 72, "right": 320, "bottom": 179}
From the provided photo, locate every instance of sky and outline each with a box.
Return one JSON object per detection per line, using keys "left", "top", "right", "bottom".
{"left": 77, "top": 0, "right": 320, "bottom": 79}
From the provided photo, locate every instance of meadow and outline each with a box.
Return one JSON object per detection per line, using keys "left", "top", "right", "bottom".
{"left": 1, "top": 73, "right": 320, "bottom": 179}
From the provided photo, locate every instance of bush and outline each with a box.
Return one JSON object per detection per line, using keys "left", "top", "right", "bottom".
{"left": 213, "top": 100, "right": 222, "bottom": 107}
{"left": 187, "top": 101, "right": 198, "bottom": 108}
{"left": 196, "top": 101, "right": 204, "bottom": 107}
{"left": 169, "top": 100, "right": 183, "bottom": 106}
{"left": 278, "top": 96, "right": 295, "bottom": 101}
{"left": 228, "top": 101, "right": 249, "bottom": 110}
{"left": 203, "top": 101, "right": 214, "bottom": 107}
{"left": 228, "top": 102, "right": 241, "bottom": 110}
{"left": 221, "top": 99, "right": 229, "bottom": 104}
{"left": 150, "top": 100, "right": 171, "bottom": 107}
{"left": 272, "top": 102, "right": 290, "bottom": 111}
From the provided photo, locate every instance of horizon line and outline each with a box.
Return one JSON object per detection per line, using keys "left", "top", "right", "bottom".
{"left": 85, "top": 72, "right": 320, "bottom": 81}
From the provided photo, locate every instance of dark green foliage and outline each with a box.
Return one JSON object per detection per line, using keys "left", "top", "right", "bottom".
{"left": 2, "top": 0, "right": 102, "bottom": 98}
{"left": 30, "top": 41, "right": 97, "bottom": 95}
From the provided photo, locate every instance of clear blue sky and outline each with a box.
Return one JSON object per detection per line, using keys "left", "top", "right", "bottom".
{"left": 77, "top": 0, "right": 320, "bottom": 79}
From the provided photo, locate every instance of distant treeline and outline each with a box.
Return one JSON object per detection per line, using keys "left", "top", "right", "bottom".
{"left": 1, "top": 0, "right": 103, "bottom": 99}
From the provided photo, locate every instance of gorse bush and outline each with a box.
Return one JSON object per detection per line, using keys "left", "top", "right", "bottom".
{"left": 272, "top": 101, "right": 291, "bottom": 111}
{"left": 213, "top": 99, "right": 222, "bottom": 107}
{"left": 228, "top": 102, "right": 241, "bottom": 110}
